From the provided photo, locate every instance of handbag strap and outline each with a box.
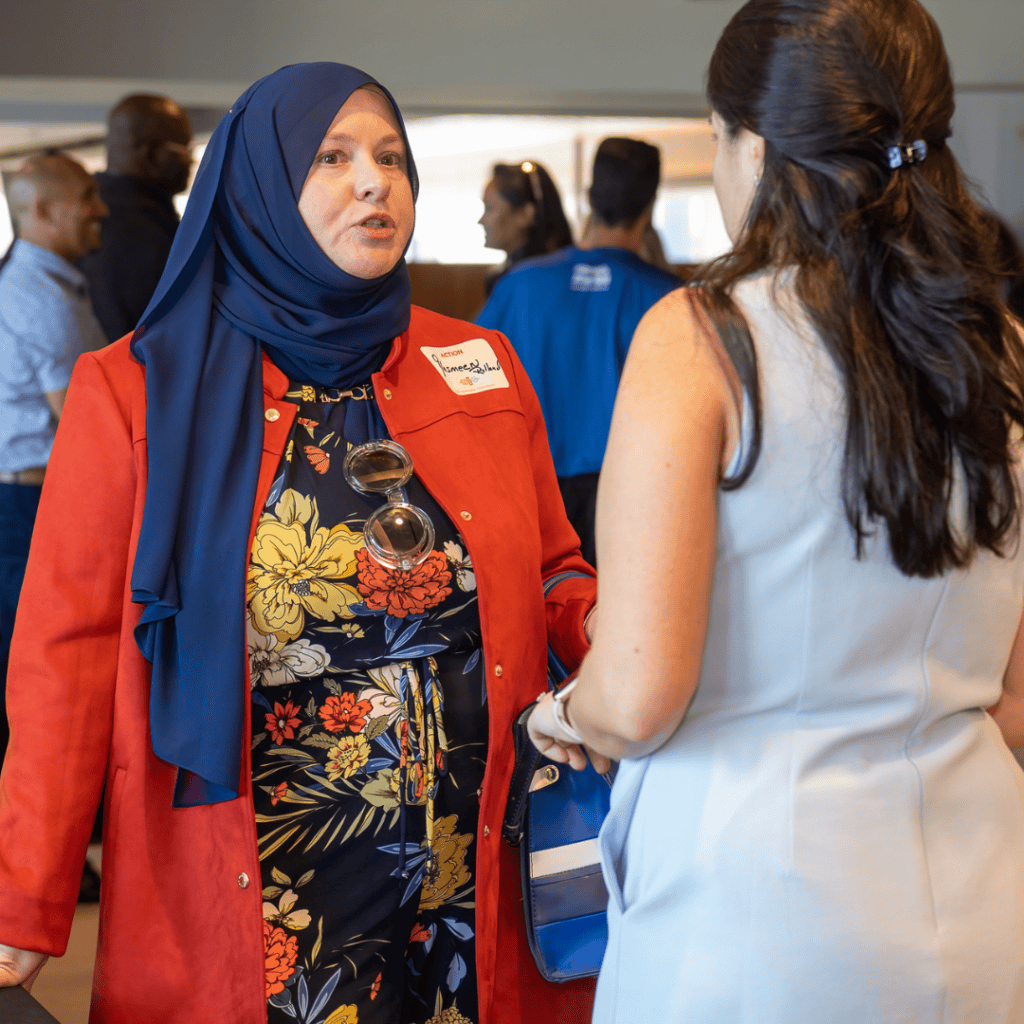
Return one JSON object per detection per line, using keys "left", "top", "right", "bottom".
{"left": 502, "top": 571, "right": 594, "bottom": 846}
{"left": 502, "top": 703, "right": 545, "bottom": 846}
{"left": 542, "top": 569, "right": 594, "bottom": 690}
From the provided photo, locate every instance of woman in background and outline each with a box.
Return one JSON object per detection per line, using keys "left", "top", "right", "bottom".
{"left": 0, "top": 63, "right": 595, "bottom": 1024}
{"left": 529, "top": 0, "right": 1024, "bottom": 1020}
{"left": 478, "top": 161, "right": 572, "bottom": 296}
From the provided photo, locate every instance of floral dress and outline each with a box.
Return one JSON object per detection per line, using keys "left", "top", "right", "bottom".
{"left": 247, "top": 382, "right": 485, "bottom": 1024}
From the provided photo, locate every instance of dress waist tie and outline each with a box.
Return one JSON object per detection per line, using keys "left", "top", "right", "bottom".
{"left": 396, "top": 656, "right": 449, "bottom": 880}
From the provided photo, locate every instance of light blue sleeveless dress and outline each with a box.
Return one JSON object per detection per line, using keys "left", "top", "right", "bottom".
{"left": 593, "top": 275, "right": 1024, "bottom": 1024}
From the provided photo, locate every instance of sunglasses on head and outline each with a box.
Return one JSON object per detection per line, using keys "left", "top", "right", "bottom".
{"left": 520, "top": 161, "right": 544, "bottom": 211}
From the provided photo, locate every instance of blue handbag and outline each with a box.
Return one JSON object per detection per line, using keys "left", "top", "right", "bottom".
{"left": 502, "top": 573, "right": 614, "bottom": 983}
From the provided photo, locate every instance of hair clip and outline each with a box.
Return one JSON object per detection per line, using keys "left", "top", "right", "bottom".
{"left": 887, "top": 139, "right": 928, "bottom": 170}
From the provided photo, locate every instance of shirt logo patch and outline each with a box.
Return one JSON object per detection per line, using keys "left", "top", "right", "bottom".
{"left": 421, "top": 338, "right": 511, "bottom": 396}
{"left": 570, "top": 263, "right": 612, "bottom": 292}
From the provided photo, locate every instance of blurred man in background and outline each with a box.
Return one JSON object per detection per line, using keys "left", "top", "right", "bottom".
{"left": 477, "top": 137, "right": 680, "bottom": 565}
{"left": 0, "top": 152, "right": 107, "bottom": 765}
{"left": 78, "top": 94, "right": 192, "bottom": 342}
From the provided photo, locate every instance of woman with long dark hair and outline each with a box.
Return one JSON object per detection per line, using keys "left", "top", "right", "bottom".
{"left": 0, "top": 63, "right": 596, "bottom": 1024}
{"left": 528, "top": 1, "right": 1024, "bottom": 1020}
{"left": 478, "top": 161, "right": 573, "bottom": 296}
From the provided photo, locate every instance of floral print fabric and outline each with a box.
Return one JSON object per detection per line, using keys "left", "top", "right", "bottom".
{"left": 249, "top": 382, "right": 485, "bottom": 1024}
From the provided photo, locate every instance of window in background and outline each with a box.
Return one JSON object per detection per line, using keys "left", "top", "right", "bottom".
{"left": 405, "top": 113, "right": 730, "bottom": 266}
{"left": 0, "top": 115, "right": 731, "bottom": 267}
{"left": 654, "top": 185, "right": 731, "bottom": 264}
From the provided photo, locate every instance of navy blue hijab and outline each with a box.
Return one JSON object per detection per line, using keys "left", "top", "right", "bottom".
{"left": 130, "top": 63, "right": 419, "bottom": 806}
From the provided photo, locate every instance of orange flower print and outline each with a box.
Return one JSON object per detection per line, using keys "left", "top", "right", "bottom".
{"left": 270, "top": 782, "right": 288, "bottom": 806}
{"left": 305, "top": 445, "right": 330, "bottom": 474}
{"left": 355, "top": 548, "right": 453, "bottom": 618}
{"left": 263, "top": 920, "right": 299, "bottom": 997}
{"left": 319, "top": 693, "right": 373, "bottom": 734}
{"left": 409, "top": 921, "right": 432, "bottom": 945}
{"left": 266, "top": 700, "right": 301, "bottom": 745}
{"left": 389, "top": 759, "right": 426, "bottom": 804}
{"left": 391, "top": 720, "right": 428, "bottom": 803}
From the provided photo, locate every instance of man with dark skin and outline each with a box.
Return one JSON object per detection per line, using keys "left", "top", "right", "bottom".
{"left": 78, "top": 94, "right": 193, "bottom": 342}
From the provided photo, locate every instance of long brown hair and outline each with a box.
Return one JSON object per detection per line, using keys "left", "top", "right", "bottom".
{"left": 698, "top": 0, "right": 1024, "bottom": 578}
{"left": 491, "top": 161, "right": 573, "bottom": 259}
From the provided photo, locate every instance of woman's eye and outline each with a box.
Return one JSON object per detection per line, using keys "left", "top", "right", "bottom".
{"left": 379, "top": 153, "right": 402, "bottom": 167}
{"left": 317, "top": 152, "right": 341, "bottom": 166}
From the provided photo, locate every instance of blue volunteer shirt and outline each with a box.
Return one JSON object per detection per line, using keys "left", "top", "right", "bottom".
{"left": 0, "top": 240, "right": 106, "bottom": 470}
{"left": 477, "top": 245, "right": 679, "bottom": 477}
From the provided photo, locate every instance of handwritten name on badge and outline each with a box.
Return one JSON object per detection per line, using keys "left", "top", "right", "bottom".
{"left": 421, "top": 338, "right": 510, "bottom": 396}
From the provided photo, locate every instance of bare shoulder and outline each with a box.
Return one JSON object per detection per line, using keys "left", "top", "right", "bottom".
{"left": 622, "top": 288, "right": 731, "bottom": 405}
{"left": 615, "top": 287, "right": 741, "bottom": 474}
{"left": 631, "top": 288, "right": 703, "bottom": 354}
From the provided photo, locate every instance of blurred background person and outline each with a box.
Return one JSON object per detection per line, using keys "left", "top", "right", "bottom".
{"left": 0, "top": 151, "right": 106, "bottom": 767}
{"left": 637, "top": 221, "right": 677, "bottom": 275}
{"left": 477, "top": 138, "right": 679, "bottom": 565}
{"left": 77, "top": 94, "right": 193, "bottom": 343}
{"left": 478, "top": 159, "right": 573, "bottom": 297}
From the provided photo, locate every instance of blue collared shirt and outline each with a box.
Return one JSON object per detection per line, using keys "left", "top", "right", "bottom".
{"left": 0, "top": 240, "right": 107, "bottom": 470}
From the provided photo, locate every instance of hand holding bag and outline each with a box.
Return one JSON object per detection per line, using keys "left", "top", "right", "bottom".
{"left": 503, "top": 573, "right": 614, "bottom": 982}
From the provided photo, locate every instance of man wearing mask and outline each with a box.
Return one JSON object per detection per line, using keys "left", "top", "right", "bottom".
{"left": 0, "top": 152, "right": 107, "bottom": 763}
{"left": 78, "top": 94, "right": 192, "bottom": 342}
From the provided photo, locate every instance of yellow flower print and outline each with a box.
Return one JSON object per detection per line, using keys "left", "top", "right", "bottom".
{"left": 262, "top": 888, "right": 312, "bottom": 931}
{"left": 388, "top": 758, "right": 427, "bottom": 807}
{"left": 274, "top": 489, "right": 316, "bottom": 530}
{"left": 300, "top": 385, "right": 317, "bottom": 403}
{"left": 324, "top": 1006, "right": 359, "bottom": 1024}
{"left": 325, "top": 734, "right": 371, "bottom": 780}
{"left": 247, "top": 512, "right": 364, "bottom": 643}
{"left": 419, "top": 814, "right": 473, "bottom": 911}
{"left": 426, "top": 1006, "right": 472, "bottom": 1024}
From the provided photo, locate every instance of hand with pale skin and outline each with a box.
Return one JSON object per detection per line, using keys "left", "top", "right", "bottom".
{"left": 0, "top": 943, "right": 48, "bottom": 991}
{"left": 527, "top": 690, "right": 613, "bottom": 776}
{"left": 527, "top": 602, "right": 608, "bottom": 772}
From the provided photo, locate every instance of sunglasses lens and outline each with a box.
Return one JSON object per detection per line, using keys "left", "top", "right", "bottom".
{"left": 364, "top": 503, "right": 435, "bottom": 571}
{"left": 344, "top": 441, "right": 413, "bottom": 494}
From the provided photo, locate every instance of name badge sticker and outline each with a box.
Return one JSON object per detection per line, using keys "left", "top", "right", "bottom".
{"left": 421, "top": 338, "right": 511, "bottom": 396}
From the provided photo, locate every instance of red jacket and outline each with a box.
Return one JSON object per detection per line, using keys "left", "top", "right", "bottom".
{"left": 0, "top": 306, "right": 597, "bottom": 1023}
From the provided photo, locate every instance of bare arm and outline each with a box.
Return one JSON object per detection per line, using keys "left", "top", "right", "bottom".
{"left": 529, "top": 290, "right": 742, "bottom": 763}
{"left": 44, "top": 387, "right": 66, "bottom": 420}
{"left": 991, "top": 601, "right": 1024, "bottom": 749}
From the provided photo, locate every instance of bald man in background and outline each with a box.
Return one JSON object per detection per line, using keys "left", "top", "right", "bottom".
{"left": 78, "top": 94, "right": 192, "bottom": 342}
{"left": 0, "top": 152, "right": 107, "bottom": 763}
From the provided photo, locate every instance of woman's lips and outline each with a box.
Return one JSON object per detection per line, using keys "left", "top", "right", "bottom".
{"left": 355, "top": 213, "right": 396, "bottom": 240}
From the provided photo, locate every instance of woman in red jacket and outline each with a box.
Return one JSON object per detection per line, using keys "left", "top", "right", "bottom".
{"left": 0, "top": 63, "right": 596, "bottom": 1024}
